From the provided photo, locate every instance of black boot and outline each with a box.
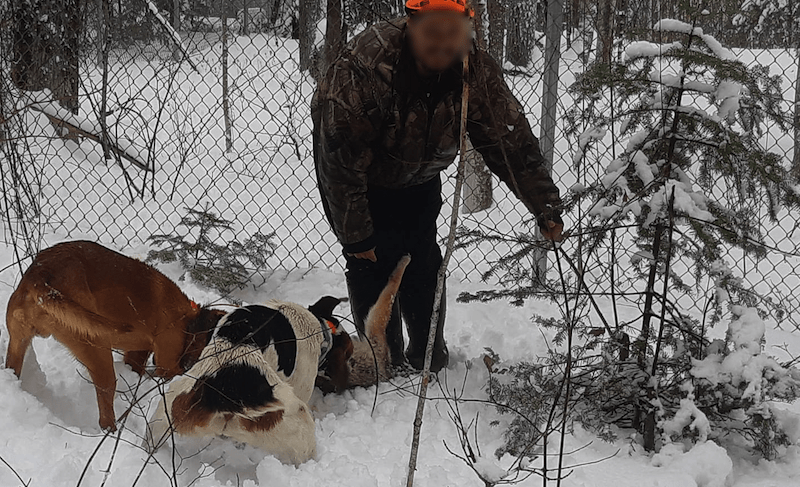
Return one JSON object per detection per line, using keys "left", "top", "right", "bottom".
{"left": 403, "top": 283, "right": 449, "bottom": 373}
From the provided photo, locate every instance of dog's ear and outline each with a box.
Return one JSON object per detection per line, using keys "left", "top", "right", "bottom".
{"left": 308, "top": 296, "right": 346, "bottom": 320}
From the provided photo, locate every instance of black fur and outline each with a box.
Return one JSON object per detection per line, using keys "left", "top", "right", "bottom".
{"left": 195, "top": 364, "right": 276, "bottom": 412}
{"left": 217, "top": 305, "right": 297, "bottom": 376}
{"left": 308, "top": 296, "right": 345, "bottom": 330}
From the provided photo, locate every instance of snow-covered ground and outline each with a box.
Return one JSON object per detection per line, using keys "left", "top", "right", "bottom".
{"left": 0, "top": 236, "right": 799, "bottom": 486}
{"left": 2, "top": 28, "right": 800, "bottom": 487}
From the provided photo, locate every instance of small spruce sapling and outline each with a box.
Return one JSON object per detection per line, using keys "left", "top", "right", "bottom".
{"left": 147, "top": 204, "right": 276, "bottom": 298}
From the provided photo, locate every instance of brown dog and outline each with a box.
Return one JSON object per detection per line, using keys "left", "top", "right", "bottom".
{"left": 4, "top": 241, "right": 224, "bottom": 431}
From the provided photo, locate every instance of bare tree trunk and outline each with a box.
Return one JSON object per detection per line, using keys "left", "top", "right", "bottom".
{"left": 269, "top": 0, "right": 282, "bottom": 26}
{"left": 299, "top": 0, "right": 317, "bottom": 71}
{"left": 11, "top": 1, "right": 48, "bottom": 92}
{"left": 323, "top": 0, "right": 344, "bottom": 72}
{"left": 98, "top": 0, "right": 111, "bottom": 159}
{"left": 533, "top": 0, "right": 563, "bottom": 279}
{"left": 242, "top": 0, "right": 250, "bottom": 35}
{"left": 472, "top": 0, "right": 487, "bottom": 47}
{"left": 12, "top": 0, "right": 81, "bottom": 131}
{"left": 11, "top": 0, "right": 80, "bottom": 110}
{"left": 487, "top": 0, "right": 505, "bottom": 62}
{"left": 565, "top": 0, "right": 581, "bottom": 47}
{"left": 173, "top": 0, "right": 181, "bottom": 30}
{"left": 793, "top": 47, "right": 800, "bottom": 181}
{"left": 171, "top": 0, "right": 182, "bottom": 60}
{"left": 53, "top": 0, "right": 81, "bottom": 114}
{"left": 462, "top": 2, "right": 493, "bottom": 214}
{"left": 539, "top": 0, "right": 562, "bottom": 168}
{"left": 597, "top": 0, "right": 615, "bottom": 64}
{"left": 505, "top": 0, "right": 536, "bottom": 68}
{"left": 462, "top": 139, "right": 493, "bottom": 213}
{"left": 222, "top": 3, "right": 233, "bottom": 152}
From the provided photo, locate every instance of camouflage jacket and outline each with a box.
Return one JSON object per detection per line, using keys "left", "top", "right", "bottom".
{"left": 312, "top": 18, "right": 562, "bottom": 252}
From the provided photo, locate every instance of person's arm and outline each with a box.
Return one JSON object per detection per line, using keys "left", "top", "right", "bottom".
{"left": 314, "top": 56, "right": 381, "bottom": 256}
{"left": 466, "top": 51, "right": 564, "bottom": 239}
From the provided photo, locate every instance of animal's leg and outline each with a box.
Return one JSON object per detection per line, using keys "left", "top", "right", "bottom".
{"left": 4, "top": 312, "right": 35, "bottom": 377}
{"left": 124, "top": 350, "right": 152, "bottom": 375}
{"left": 144, "top": 390, "right": 175, "bottom": 451}
{"left": 70, "top": 342, "right": 118, "bottom": 431}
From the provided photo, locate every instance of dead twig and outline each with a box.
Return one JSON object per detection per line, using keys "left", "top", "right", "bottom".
{"left": 405, "top": 53, "right": 471, "bottom": 487}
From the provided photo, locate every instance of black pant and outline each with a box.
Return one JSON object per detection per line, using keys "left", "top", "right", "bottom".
{"left": 334, "top": 176, "right": 447, "bottom": 365}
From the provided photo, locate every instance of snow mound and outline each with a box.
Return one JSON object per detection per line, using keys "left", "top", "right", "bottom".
{"left": 652, "top": 441, "right": 733, "bottom": 487}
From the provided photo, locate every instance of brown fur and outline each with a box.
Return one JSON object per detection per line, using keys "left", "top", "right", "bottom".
{"left": 322, "top": 255, "right": 410, "bottom": 389}
{"left": 171, "top": 389, "right": 215, "bottom": 435}
{"left": 4, "top": 241, "right": 225, "bottom": 431}
{"left": 241, "top": 410, "right": 286, "bottom": 433}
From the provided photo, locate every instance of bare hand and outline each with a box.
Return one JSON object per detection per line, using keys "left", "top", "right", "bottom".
{"left": 348, "top": 248, "right": 377, "bottom": 262}
{"left": 541, "top": 220, "right": 564, "bottom": 243}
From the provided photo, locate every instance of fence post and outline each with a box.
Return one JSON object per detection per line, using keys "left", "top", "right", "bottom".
{"left": 793, "top": 45, "right": 800, "bottom": 181}
{"left": 534, "top": 0, "right": 563, "bottom": 279}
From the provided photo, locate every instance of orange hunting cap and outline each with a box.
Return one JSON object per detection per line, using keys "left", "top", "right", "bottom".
{"left": 405, "top": 0, "right": 475, "bottom": 17}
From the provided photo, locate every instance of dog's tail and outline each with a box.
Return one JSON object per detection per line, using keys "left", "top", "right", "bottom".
{"left": 35, "top": 284, "right": 133, "bottom": 339}
{"left": 362, "top": 255, "right": 411, "bottom": 365}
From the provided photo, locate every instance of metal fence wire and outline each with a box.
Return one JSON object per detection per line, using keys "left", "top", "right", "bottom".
{"left": 1, "top": 0, "right": 799, "bottom": 325}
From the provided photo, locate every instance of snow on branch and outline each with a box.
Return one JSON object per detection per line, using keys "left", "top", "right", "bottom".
{"left": 652, "top": 20, "right": 736, "bottom": 61}
{"left": 24, "top": 92, "right": 150, "bottom": 172}
{"left": 145, "top": 0, "right": 199, "bottom": 72}
{"left": 653, "top": 18, "right": 694, "bottom": 34}
{"left": 624, "top": 41, "right": 682, "bottom": 61}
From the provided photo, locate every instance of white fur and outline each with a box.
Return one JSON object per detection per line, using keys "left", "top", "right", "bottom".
{"left": 145, "top": 337, "right": 317, "bottom": 465}
{"left": 260, "top": 300, "right": 324, "bottom": 403}
{"left": 145, "top": 300, "right": 325, "bottom": 464}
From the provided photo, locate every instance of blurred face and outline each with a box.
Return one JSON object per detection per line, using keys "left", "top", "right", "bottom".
{"left": 407, "top": 12, "right": 472, "bottom": 73}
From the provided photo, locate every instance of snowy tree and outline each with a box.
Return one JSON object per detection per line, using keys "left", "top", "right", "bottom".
{"left": 569, "top": 4, "right": 800, "bottom": 452}
{"left": 732, "top": 0, "right": 799, "bottom": 49}
{"left": 458, "top": 3, "right": 800, "bottom": 457}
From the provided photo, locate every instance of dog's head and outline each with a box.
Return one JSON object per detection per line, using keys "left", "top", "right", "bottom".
{"left": 180, "top": 306, "right": 226, "bottom": 372}
{"left": 308, "top": 296, "right": 354, "bottom": 392}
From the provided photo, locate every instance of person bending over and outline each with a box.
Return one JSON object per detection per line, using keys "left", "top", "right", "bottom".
{"left": 312, "top": 0, "right": 564, "bottom": 372}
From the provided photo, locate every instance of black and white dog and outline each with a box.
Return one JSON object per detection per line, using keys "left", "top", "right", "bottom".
{"left": 145, "top": 256, "right": 410, "bottom": 464}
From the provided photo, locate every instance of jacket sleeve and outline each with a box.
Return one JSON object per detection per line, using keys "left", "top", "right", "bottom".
{"left": 313, "top": 57, "right": 380, "bottom": 252}
{"left": 466, "top": 50, "right": 562, "bottom": 226}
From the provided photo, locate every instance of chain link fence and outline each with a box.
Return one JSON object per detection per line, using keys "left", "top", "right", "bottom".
{"left": 1, "top": 0, "right": 799, "bottom": 325}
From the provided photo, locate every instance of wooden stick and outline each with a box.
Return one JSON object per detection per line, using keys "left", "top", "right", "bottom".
{"left": 405, "top": 53, "right": 471, "bottom": 487}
